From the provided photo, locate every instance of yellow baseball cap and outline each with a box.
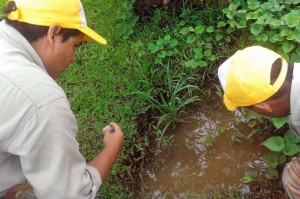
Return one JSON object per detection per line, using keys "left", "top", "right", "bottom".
{"left": 6, "top": 0, "right": 107, "bottom": 45}
{"left": 218, "top": 46, "right": 288, "bottom": 111}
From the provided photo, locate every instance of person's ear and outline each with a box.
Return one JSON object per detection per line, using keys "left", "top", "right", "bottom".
{"left": 47, "top": 24, "right": 62, "bottom": 48}
{"left": 252, "top": 102, "right": 272, "bottom": 113}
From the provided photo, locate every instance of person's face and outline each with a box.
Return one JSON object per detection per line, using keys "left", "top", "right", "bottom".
{"left": 32, "top": 25, "right": 84, "bottom": 79}
{"left": 245, "top": 96, "right": 290, "bottom": 118}
{"left": 46, "top": 33, "right": 83, "bottom": 79}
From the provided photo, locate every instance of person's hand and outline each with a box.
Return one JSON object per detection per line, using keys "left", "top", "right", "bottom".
{"left": 3, "top": 185, "right": 34, "bottom": 199}
{"left": 88, "top": 122, "right": 124, "bottom": 181}
{"left": 285, "top": 157, "right": 300, "bottom": 196}
{"left": 102, "top": 122, "right": 124, "bottom": 153}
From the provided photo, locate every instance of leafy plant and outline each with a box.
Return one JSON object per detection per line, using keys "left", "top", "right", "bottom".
{"left": 223, "top": 0, "right": 300, "bottom": 62}
{"left": 118, "top": 1, "right": 139, "bottom": 40}
{"left": 261, "top": 130, "right": 300, "bottom": 179}
{"left": 241, "top": 170, "right": 258, "bottom": 183}
{"left": 130, "top": 63, "right": 204, "bottom": 131}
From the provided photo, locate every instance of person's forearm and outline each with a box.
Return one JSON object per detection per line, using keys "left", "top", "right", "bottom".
{"left": 88, "top": 146, "right": 121, "bottom": 182}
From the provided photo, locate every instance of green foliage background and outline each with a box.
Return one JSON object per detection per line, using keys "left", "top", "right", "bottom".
{"left": 0, "top": 0, "right": 299, "bottom": 198}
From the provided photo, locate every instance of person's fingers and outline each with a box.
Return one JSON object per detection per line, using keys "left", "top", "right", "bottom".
{"left": 109, "top": 122, "right": 121, "bottom": 132}
{"left": 286, "top": 181, "right": 300, "bottom": 196}
{"left": 102, "top": 125, "right": 111, "bottom": 134}
{"left": 293, "top": 157, "right": 300, "bottom": 174}
{"left": 288, "top": 164, "right": 300, "bottom": 186}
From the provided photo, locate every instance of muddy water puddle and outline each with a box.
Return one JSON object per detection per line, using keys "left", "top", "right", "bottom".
{"left": 140, "top": 101, "right": 271, "bottom": 198}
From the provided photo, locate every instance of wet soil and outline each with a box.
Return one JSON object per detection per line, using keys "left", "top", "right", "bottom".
{"left": 137, "top": 99, "right": 288, "bottom": 198}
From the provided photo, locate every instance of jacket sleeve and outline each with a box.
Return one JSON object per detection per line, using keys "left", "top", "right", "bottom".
{"left": 6, "top": 98, "right": 101, "bottom": 199}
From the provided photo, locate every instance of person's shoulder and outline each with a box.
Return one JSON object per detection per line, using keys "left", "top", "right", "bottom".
{"left": 0, "top": 63, "right": 67, "bottom": 107}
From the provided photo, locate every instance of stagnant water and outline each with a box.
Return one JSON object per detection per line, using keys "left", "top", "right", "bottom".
{"left": 139, "top": 100, "right": 271, "bottom": 198}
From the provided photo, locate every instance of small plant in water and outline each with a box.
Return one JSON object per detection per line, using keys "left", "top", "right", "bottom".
{"left": 241, "top": 170, "right": 258, "bottom": 183}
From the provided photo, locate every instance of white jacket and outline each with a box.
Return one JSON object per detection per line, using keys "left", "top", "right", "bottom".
{"left": 0, "top": 20, "right": 101, "bottom": 199}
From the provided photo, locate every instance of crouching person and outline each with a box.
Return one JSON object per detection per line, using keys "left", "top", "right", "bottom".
{"left": 218, "top": 46, "right": 300, "bottom": 198}
{"left": 0, "top": 0, "right": 124, "bottom": 198}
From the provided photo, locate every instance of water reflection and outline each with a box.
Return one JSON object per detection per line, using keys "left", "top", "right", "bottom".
{"left": 140, "top": 101, "right": 270, "bottom": 198}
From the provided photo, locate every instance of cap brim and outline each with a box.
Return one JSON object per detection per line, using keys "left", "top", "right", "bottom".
{"left": 79, "top": 27, "right": 107, "bottom": 45}
{"left": 223, "top": 94, "right": 237, "bottom": 111}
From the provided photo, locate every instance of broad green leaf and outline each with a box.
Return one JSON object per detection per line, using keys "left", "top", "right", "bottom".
{"left": 166, "top": 51, "right": 173, "bottom": 57}
{"left": 204, "top": 49, "right": 212, "bottom": 57}
{"left": 169, "top": 39, "right": 179, "bottom": 47}
{"left": 158, "top": 51, "right": 167, "bottom": 58}
{"left": 229, "top": 20, "right": 238, "bottom": 28}
{"left": 282, "top": 13, "right": 300, "bottom": 27}
{"left": 186, "top": 35, "right": 196, "bottom": 44}
{"left": 281, "top": 29, "right": 293, "bottom": 37}
{"left": 265, "top": 167, "right": 279, "bottom": 179}
{"left": 209, "top": 55, "right": 216, "bottom": 61}
{"left": 193, "top": 48, "right": 203, "bottom": 59}
{"left": 241, "top": 176, "right": 254, "bottom": 183}
{"left": 156, "top": 39, "right": 164, "bottom": 46}
{"left": 247, "top": 0, "right": 260, "bottom": 10}
{"left": 271, "top": 117, "right": 287, "bottom": 129}
{"left": 250, "top": 23, "right": 263, "bottom": 36}
{"left": 189, "top": 27, "right": 195, "bottom": 32}
{"left": 296, "top": 46, "right": 300, "bottom": 56}
{"left": 283, "top": 143, "right": 299, "bottom": 156}
{"left": 246, "top": 11, "right": 258, "bottom": 20}
{"left": 261, "top": 2, "right": 273, "bottom": 10}
{"left": 184, "top": 60, "right": 198, "bottom": 68}
{"left": 282, "top": 42, "right": 295, "bottom": 53}
{"left": 290, "top": 53, "right": 300, "bottom": 63}
{"left": 137, "top": 50, "right": 145, "bottom": 57}
{"left": 179, "top": 27, "right": 190, "bottom": 35}
{"left": 205, "top": 43, "right": 213, "bottom": 49}
{"left": 294, "top": 30, "right": 300, "bottom": 43}
{"left": 215, "top": 33, "right": 224, "bottom": 41}
{"left": 205, "top": 135, "right": 214, "bottom": 143}
{"left": 198, "top": 61, "right": 208, "bottom": 67}
{"left": 206, "top": 26, "right": 214, "bottom": 33}
{"left": 179, "top": 20, "right": 186, "bottom": 26}
{"left": 204, "top": 37, "right": 212, "bottom": 42}
{"left": 284, "top": 130, "right": 300, "bottom": 144}
{"left": 164, "top": 35, "right": 171, "bottom": 41}
{"left": 267, "top": 18, "right": 282, "bottom": 27}
{"left": 286, "top": 34, "right": 295, "bottom": 41}
{"left": 256, "top": 33, "right": 268, "bottom": 42}
{"left": 261, "top": 136, "right": 285, "bottom": 152}
{"left": 241, "top": 170, "right": 257, "bottom": 183}
{"left": 237, "top": 20, "right": 247, "bottom": 28}
{"left": 262, "top": 154, "right": 278, "bottom": 168}
{"left": 225, "top": 36, "right": 231, "bottom": 42}
{"left": 154, "top": 57, "right": 162, "bottom": 64}
{"left": 195, "top": 25, "right": 205, "bottom": 34}
{"left": 290, "top": 0, "right": 300, "bottom": 4}
{"left": 278, "top": 153, "right": 287, "bottom": 165}
{"left": 226, "top": 11, "right": 236, "bottom": 19}
{"left": 217, "top": 21, "right": 226, "bottom": 28}
{"left": 228, "top": 3, "right": 238, "bottom": 11}
{"left": 271, "top": 33, "right": 284, "bottom": 42}
{"left": 147, "top": 42, "right": 160, "bottom": 53}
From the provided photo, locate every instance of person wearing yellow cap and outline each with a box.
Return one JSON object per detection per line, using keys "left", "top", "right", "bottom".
{"left": 0, "top": 0, "right": 124, "bottom": 198}
{"left": 218, "top": 45, "right": 300, "bottom": 198}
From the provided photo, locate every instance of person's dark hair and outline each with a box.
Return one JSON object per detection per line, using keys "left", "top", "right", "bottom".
{"left": 3, "top": 1, "right": 81, "bottom": 43}
{"left": 267, "top": 58, "right": 294, "bottom": 101}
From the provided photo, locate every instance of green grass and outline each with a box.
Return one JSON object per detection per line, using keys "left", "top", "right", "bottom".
{"left": 0, "top": 0, "right": 281, "bottom": 198}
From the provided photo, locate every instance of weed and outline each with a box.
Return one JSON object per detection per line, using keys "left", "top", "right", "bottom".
{"left": 223, "top": 0, "right": 300, "bottom": 62}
